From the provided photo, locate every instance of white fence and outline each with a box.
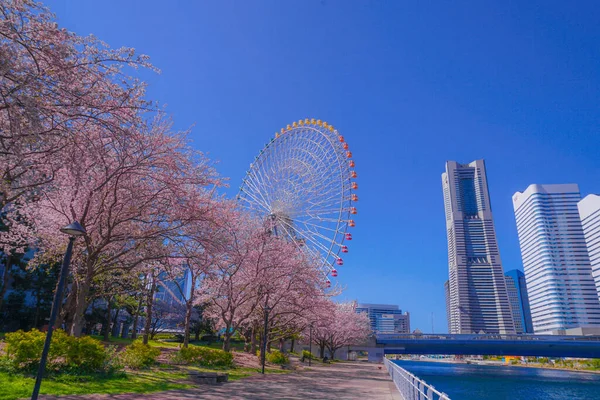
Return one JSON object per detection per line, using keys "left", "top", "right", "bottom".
{"left": 383, "top": 357, "right": 451, "bottom": 400}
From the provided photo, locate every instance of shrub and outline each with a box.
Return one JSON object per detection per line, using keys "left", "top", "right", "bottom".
{"left": 302, "top": 350, "right": 315, "bottom": 360}
{"left": 4, "top": 329, "right": 108, "bottom": 372}
{"left": 121, "top": 341, "right": 160, "bottom": 369}
{"left": 173, "top": 346, "right": 233, "bottom": 367}
{"left": 102, "top": 346, "right": 124, "bottom": 375}
{"left": 67, "top": 336, "right": 108, "bottom": 371}
{"left": 266, "top": 349, "right": 288, "bottom": 365}
{"left": 5, "top": 329, "right": 47, "bottom": 370}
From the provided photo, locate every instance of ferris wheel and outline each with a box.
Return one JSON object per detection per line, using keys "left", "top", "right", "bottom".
{"left": 237, "top": 118, "right": 358, "bottom": 286}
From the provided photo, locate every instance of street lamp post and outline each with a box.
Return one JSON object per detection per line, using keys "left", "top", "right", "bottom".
{"left": 261, "top": 304, "right": 271, "bottom": 375}
{"left": 31, "top": 222, "right": 86, "bottom": 400}
{"left": 308, "top": 324, "right": 313, "bottom": 367}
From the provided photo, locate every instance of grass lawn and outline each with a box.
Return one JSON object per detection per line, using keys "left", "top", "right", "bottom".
{"left": 0, "top": 364, "right": 291, "bottom": 400}
{"left": 194, "top": 341, "right": 245, "bottom": 351}
{"left": 88, "top": 335, "right": 181, "bottom": 349}
{"left": 0, "top": 370, "right": 191, "bottom": 400}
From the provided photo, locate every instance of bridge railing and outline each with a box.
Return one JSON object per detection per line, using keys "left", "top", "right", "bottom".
{"left": 377, "top": 333, "right": 600, "bottom": 342}
{"left": 384, "top": 357, "right": 450, "bottom": 400}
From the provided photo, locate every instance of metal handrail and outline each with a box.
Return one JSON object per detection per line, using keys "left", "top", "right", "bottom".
{"left": 384, "top": 357, "right": 450, "bottom": 400}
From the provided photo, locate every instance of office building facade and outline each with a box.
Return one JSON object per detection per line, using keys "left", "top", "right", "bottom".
{"left": 504, "top": 269, "right": 534, "bottom": 333}
{"left": 442, "top": 160, "right": 515, "bottom": 334}
{"left": 579, "top": 194, "right": 600, "bottom": 300}
{"left": 513, "top": 184, "right": 600, "bottom": 334}
{"left": 444, "top": 280, "right": 451, "bottom": 333}
{"left": 356, "top": 303, "right": 410, "bottom": 334}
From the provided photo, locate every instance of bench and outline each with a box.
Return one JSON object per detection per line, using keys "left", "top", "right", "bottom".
{"left": 188, "top": 371, "right": 229, "bottom": 384}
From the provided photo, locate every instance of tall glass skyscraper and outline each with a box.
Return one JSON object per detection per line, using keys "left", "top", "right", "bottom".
{"left": 504, "top": 269, "right": 534, "bottom": 333}
{"left": 513, "top": 184, "right": 600, "bottom": 334}
{"left": 442, "top": 160, "right": 515, "bottom": 334}
{"left": 579, "top": 194, "right": 600, "bottom": 301}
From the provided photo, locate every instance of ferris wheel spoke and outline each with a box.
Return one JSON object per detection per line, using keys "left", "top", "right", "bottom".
{"left": 242, "top": 175, "right": 273, "bottom": 211}
{"left": 276, "top": 220, "right": 328, "bottom": 266}
{"left": 239, "top": 190, "right": 271, "bottom": 213}
{"left": 277, "top": 217, "right": 336, "bottom": 260}
{"left": 296, "top": 219, "right": 345, "bottom": 235}
{"left": 238, "top": 121, "right": 356, "bottom": 279}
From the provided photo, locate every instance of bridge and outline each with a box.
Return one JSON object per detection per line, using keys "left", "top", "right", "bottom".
{"left": 348, "top": 333, "right": 600, "bottom": 362}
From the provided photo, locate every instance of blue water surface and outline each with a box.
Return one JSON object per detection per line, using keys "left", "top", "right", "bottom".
{"left": 393, "top": 360, "right": 600, "bottom": 400}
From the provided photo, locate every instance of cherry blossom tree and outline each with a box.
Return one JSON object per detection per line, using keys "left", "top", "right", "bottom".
{"left": 160, "top": 206, "right": 230, "bottom": 348}
{"left": 309, "top": 301, "right": 372, "bottom": 360}
{"left": 29, "top": 118, "right": 220, "bottom": 336}
{"left": 0, "top": 0, "right": 157, "bottom": 254}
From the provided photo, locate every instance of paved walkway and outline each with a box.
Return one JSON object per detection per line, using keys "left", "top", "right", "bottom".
{"left": 42, "top": 361, "right": 401, "bottom": 400}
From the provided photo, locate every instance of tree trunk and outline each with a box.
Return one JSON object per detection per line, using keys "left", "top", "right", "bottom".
{"left": 33, "top": 282, "right": 42, "bottom": 328}
{"left": 290, "top": 338, "right": 295, "bottom": 353}
{"left": 58, "top": 284, "right": 76, "bottom": 331}
{"left": 279, "top": 338, "right": 284, "bottom": 352}
{"left": 103, "top": 297, "right": 112, "bottom": 341}
{"left": 319, "top": 343, "right": 325, "bottom": 358}
{"left": 222, "top": 326, "right": 232, "bottom": 352}
{"left": 183, "top": 277, "right": 195, "bottom": 348}
{"left": 69, "top": 266, "right": 93, "bottom": 337}
{"left": 111, "top": 307, "right": 121, "bottom": 337}
{"left": 327, "top": 346, "right": 338, "bottom": 360}
{"left": 131, "top": 295, "right": 143, "bottom": 340}
{"left": 250, "top": 324, "right": 257, "bottom": 354}
{"left": 0, "top": 255, "right": 13, "bottom": 313}
{"left": 142, "top": 271, "right": 156, "bottom": 345}
{"left": 183, "top": 300, "right": 193, "bottom": 348}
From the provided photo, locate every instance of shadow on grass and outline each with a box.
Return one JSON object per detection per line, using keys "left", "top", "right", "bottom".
{"left": 0, "top": 369, "right": 190, "bottom": 400}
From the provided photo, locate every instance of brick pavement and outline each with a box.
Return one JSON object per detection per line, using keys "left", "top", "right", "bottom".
{"left": 41, "top": 361, "right": 402, "bottom": 400}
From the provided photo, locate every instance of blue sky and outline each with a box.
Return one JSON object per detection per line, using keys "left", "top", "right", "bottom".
{"left": 46, "top": 0, "right": 600, "bottom": 333}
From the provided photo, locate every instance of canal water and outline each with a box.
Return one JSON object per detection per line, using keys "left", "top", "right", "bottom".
{"left": 393, "top": 360, "right": 600, "bottom": 399}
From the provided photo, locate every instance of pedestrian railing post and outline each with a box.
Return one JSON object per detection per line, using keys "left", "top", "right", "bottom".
{"left": 383, "top": 358, "right": 451, "bottom": 400}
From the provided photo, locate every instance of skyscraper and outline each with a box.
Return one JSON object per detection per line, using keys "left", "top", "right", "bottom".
{"left": 444, "top": 280, "right": 451, "bottom": 333}
{"left": 579, "top": 194, "right": 600, "bottom": 301}
{"left": 442, "top": 160, "right": 515, "bottom": 334}
{"left": 355, "top": 303, "right": 410, "bottom": 334}
{"left": 504, "top": 269, "right": 534, "bottom": 333}
{"left": 513, "top": 184, "right": 600, "bottom": 334}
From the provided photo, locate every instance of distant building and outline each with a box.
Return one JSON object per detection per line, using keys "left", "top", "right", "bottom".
{"left": 579, "top": 194, "right": 600, "bottom": 301}
{"left": 513, "top": 184, "right": 600, "bottom": 334}
{"left": 154, "top": 269, "right": 191, "bottom": 307}
{"left": 442, "top": 160, "right": 515, "bottom": 334}
{"left": 504, "top": 270, "right": 533, "bottom": 333}
{"left": 444, "top": 280, "right": 451, "bottom": 333}
{"left": 356, "top": 303, "right": 410, "bottom": 334}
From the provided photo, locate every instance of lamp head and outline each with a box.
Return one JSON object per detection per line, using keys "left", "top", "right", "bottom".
{"left": 60, "top": 221, "right": 87, "bottom": 237}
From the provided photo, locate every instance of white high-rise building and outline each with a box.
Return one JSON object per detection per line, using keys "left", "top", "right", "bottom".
{"left": 442, "top": 160, "right": 515, "bottom": 334}
{"left": 513, "top": 184, "right": 600, "bottom": 334}
{"left": 578, "top": 194, "right": 600, "bottom": 301}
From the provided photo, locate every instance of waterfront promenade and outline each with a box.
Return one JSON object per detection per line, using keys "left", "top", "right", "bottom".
{"left": 42, "top": 362, "right": 401, "bottom": 400}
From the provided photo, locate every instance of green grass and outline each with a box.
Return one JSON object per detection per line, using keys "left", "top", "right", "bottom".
{"left": 88, "top": 335, "right": 181, "bottom": 349}
{"left": 89, "top": 334, "right": 134, "bottom": 345}
{"left": 191, "top": 341, "right": 245, "bottom": 351}
{"left": 0, "top": 370, "right": 191, "bottom": 400}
